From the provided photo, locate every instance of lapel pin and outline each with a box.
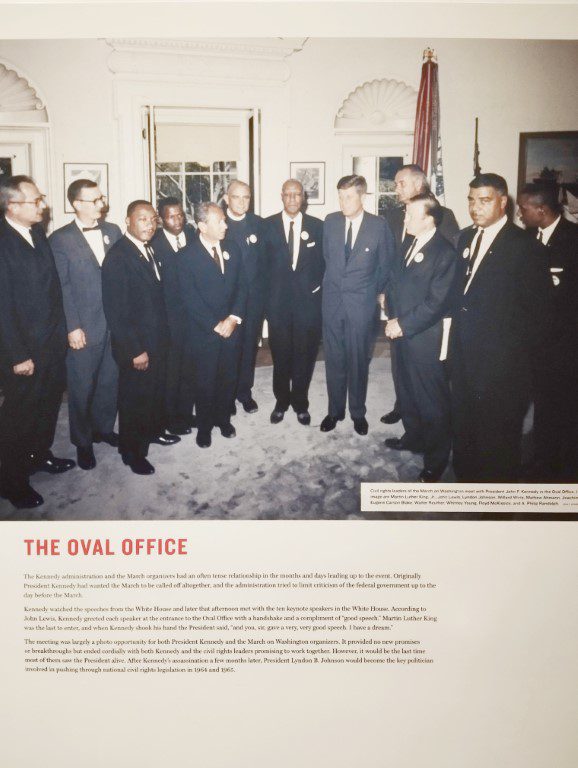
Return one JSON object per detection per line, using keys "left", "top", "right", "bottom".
{"left": 414, "top": 253, "right": 424, "bottom": 263}
{"left": 462, "top": 247, "right": 470, "bottom": 259}
{"left": 223, "top": 251, "right": 230, "bottom": 261}
{"left": 249, "top": 234, "right": 258, "bottom": 243}
{"left": 103, "top": 235, "right": 110, "bottom": 245}
{"left": 301, "top": 231, "right": 309, "bottom": 241}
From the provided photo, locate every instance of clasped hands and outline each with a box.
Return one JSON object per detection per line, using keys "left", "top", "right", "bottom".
{"left": 385, "top": 318, "right": 403, "bottom": 340}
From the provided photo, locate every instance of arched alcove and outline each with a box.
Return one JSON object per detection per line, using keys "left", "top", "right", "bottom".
{"left": 334, "top": 78, "right": 417, "bottom": 134}
{"left": 0, "top": 62, "right": 48, "bottom": 124}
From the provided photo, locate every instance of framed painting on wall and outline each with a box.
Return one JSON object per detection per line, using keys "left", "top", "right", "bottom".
{"left": 63, "top": 162, "right": 109, "bottom": 213}
{"left": 518, "top": 131, "right": 578, "bottom": 219}
{"left": 290, "top": 161, "right": 325, "bottom": 205}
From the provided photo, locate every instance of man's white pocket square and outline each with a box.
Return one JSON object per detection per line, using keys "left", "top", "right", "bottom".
{"left": 306, "top": 242, "right": 316, "bottom": 248}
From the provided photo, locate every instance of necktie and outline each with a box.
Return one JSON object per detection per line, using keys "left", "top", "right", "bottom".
{"left": 144, "top": 243, "right": 160, "bottom": 280}
{"left": 537, "top": 230, "right": 543, "bottom": 243}
{"left": 175, "top": 234, "right": 183, "bottom": 250}
{"left": 212, "top": 246, "right": 222, "bottom": 273}
{"left": 83, "top": 225, "right": 99, "bottom": 232}
{"left": 344, "top": 221, "right": 353, "bottom": 262}
{"left": 287, "top": 220, "right": 294, "bottom": 268}
{"left": 466, "top": 228, "right": 484, "bottom": 279}
{"left": 404, "top": 237, "right": 418, "bottom": 266}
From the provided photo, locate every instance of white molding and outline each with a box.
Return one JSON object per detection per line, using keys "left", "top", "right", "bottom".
{"left": 335, "top": 78, "right": 417, "bottom": 134}
{"left": 0, "top": 61, "right": 49, "bottom": 125}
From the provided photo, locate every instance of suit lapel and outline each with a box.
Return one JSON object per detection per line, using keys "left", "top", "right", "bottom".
{"left": 68, "top": 222, "right": 102, "bottom": 270}
{"left": 465, "top": 224, "right": 509, "bottom": 293}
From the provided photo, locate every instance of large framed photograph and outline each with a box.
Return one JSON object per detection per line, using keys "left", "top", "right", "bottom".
{"left": 63, "top": 162, "right": 109, "bottom": 213}
{"left": 518, "top": 131, "right": 578, "bottom": 217}
{"left": 290, "top": 160, "right": 325, "bottom": 204}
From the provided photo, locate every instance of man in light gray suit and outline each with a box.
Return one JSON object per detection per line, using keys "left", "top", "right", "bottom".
{"left": 320, "top": 174, "right": 395, "bottom": 435}
{"left": 50, "top": 179, "right": 122, "bottom": 470}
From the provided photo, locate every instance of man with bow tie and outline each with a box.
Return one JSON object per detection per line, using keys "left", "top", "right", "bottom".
{"left": 150, "top": 197, "right": 197, "bottom": 436}
{"left": 50, "top": 179, "right": 122, "bottom": 471}
{"left": 176, "top": 202, "right": 246, "bottom": 449}
{"left": 384, "top": 193, "right": 458, "bottom": 482}
{"left": 264, "top": 179, "right": 324, "bottom": 426}
{"left": 0, "top": 175, "right": 74, "bottom": 509}
{"left": 102, "top": 200, "right": 179, "bottom": 476}
{"left": 449, "top": 173, "right": 551, "bottom": 482}
{"left": 517, "top": 183, "right": 578, "bottom": 480}
{"left": 224, "top": 180, "right": 268, "bottom": 416}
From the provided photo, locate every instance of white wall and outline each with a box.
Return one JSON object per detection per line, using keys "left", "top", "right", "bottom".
{"left": 1, "top": 37, "right": 577, "bottom": 229}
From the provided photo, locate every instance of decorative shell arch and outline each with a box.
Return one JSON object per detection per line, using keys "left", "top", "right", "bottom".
{"left": 0, "top": 63, "right": 48, "bottom": 123}
{"left": 335, "top": 78, "right": 417, "bottom": 132}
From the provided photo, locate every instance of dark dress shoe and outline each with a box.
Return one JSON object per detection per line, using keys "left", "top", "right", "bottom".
{"left": 380, "top": 410, "right": 401, "bottom": 425}
{"left": 297, "top": 411, "right": 311, "bottom": 426}
{"left": 320, "top": 414, "right": 344, "bottom": 432}
{"left": 77, "top": 446, "right": 96, "bottom": 470}
{"left": 28, "top": 451, "right": 76, "bottom": 474}
{"left": 150, "top": 431, "right": 181, "bottom": 446}
{"left": 418, "top": 469, "right": 441, "bottom": 483}
{"left": 121, "top": 454, "right": 155, "bottom": 475}
{"left": 219, "top": 424, "right": 236, "bottom": 438}
{"left": 353, "top": 417, "right": 369, "bottom": 435}
{"left": 196, "top": 432, "right": 211, "bottom": 448}
{"left": 0, "top": 482, "right": 44, "bottom": 509}
{"left": 241, "top": 398, "right": 259, "bottom": 414}
{"left": 270, "top": 409, "right": 285, "bottom": 424}
{"left": 167, "top": 423, "right": 192, "bottom": 436}
{"left": 93, "top": 431, "right": 120, "bottom": 447}
{"left": 384, "top": 437, "right": 424, "bottom": 452}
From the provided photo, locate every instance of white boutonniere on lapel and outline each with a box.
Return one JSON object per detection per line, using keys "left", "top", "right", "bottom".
{"left": 103, "top": 235, "right": 110, "bottom": 245}
{"left": 462, "top": 247, "right": 470, "bottom": 259}
{"left": 248, "top": 234, "right": 258, "bottom": 244}
{"left": 300, "top": 231, "right": 309, "bottom": 241}
{"left": 222, "top": 251, "right": 230, "bottom": 261}
{"left": 413, "top": 253, "right": 424, "bottom": 263}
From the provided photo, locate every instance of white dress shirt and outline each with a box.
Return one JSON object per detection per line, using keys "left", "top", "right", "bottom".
{"left": 75, "top": 218, "right": 106, "bottom": 266}
{"left": 282, "top": 210, "right": 302, "bottom": 271}
{"left": 163, "top": 228, "right": 187, "bottom": 253}
{"left": 5, "top": 216, "right": 34, "bottom": 247}
{"left": 464, "top": 215, "right": 508, "bottom": 293}
{"left": 538, "top": 215, "right": 561, "bottom": 245}
{"left": 345, "top": 210, "right": 364, "bottom": 249}
{"left": 125, "top": 231, "right": 160, "bottom": 280}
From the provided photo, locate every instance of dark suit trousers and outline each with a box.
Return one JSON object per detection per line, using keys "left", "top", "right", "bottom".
{"left": 396, "top": 344, "right": 451, "bottom": 476}
{"left": 323, "top": 310, "right": 375, "bottom": 419}
{"left": 66, "top": 333, "right": 118, "bottom": 447}
{"left": 235, "top": 303, "right": 264, "bottom": 404}
{"left": 192, "top": 334, "right": 241, "bottom": 435}
{"left": 268, "top": 311, "right": 321, "bottom": 413}
{"left": 165, "top": 342, "right": 196, "bottom": 427}
{"left": 118, "top": 353, "right": 166, "bottom": 458}
{"left": 0, "top": 358, "right": 65, "bottom": 489}
{"left": 451, "top": 350, "right": 529, "bottom": 482}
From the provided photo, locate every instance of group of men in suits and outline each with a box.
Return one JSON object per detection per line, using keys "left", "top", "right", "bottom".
{"left": 0, "top": 164, "right": 575, "bottom": 508}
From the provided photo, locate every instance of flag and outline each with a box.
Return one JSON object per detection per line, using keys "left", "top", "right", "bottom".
{"left": 412, "top": 48, "right": 446, "bottom": 203}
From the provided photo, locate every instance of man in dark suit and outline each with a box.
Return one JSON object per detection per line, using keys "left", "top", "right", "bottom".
{"left": 0, "top": 175, "right": 74, "bottom": 509}
{"left": 384, "top": 193, "right": 458, "bottom": 481}
{"left": 150, "top": 197, "right": 196, "bottom": 436}
{"left": 517, "top": 183, "right": 578, "bottom": 480}
{"left": 177, "top": 202, "right": 246, "bottom": 448}
{"left": 381, "top": 163, "right": 460, "bottom": 426}
{"left": 321, "top": 174, "right": 395, "bottom": 435}
{"left": 264, "top": 179, "right": 324, "bottom": 426}
{"left": 102, "top": 200, "right": 179, "bottom": 475}
{"left": 449, "top": 173, "right": 551, "bottom": 482}
{"left": 50, "top": 179, "right": 122, "bottom": 470}
{"left": 223, "top": 181, "right": 268, "bottom": 415}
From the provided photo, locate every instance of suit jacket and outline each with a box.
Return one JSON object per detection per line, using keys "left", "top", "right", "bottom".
{"left": 528, "top": 217, "right": 578, "bottom": 361}
{"left": 49, "top": 220, "right": 122, "bottom": 347}
{"left": 176, "top": 236, "right": 247, "bottom": 352}
{"left": 0, "top": 217, "right": 67, "bottom": 368}
{"left": 386, "top": 204, "right": 460, "bottom": 253}
{"left": 322, "top": 210, "right": 395, "bottom": 327}
{"left": 225, "top": 212, "right": 269, "bottom": 311}
{"left": 449, "top": 221, "right": 551, "bottom": 397}
{"left": 149, "top": 225, "right": 197, "bottom": 347}
{"left": 101, "top": 235, "right": 169, "bottom": 367}
{"left": 391, "top": 230, "right": 458, "bottom": 363}
{"left": 264, "top": 212, "right": 324, "bottom": 324}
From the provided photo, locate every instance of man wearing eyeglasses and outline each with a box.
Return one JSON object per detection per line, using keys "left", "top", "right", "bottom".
{"left": 0, "top": 175, "right": 75, "bottom": 509}
{"left": 50, "top": 180, "right": 122, "bottom": 471}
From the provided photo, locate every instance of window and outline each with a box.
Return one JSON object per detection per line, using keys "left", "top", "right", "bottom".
{"left": 155, "top": 160, "right": 237, "bottom": 220}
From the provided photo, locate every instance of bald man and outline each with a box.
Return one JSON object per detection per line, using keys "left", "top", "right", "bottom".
{"left": 223, "top": 181, "right": 268, "bottom": 414}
